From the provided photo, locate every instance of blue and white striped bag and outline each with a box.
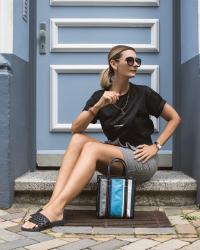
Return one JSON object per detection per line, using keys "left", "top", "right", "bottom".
{"left": 96, "top": 158, "right": 136, "bottom": 218}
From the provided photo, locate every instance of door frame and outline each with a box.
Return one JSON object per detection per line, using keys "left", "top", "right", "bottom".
{"left": 32, "top": 0, "right": 176, "bottom": 169}
{"left": 29, "top": 0, "right": 37, "bottom": 171}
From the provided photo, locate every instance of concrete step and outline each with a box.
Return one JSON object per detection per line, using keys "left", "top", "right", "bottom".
{"left": 14, "top": 170, "right": 197, "bottom": 206}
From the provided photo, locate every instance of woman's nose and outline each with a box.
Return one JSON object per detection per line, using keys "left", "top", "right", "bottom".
{"left": 134, "top": 61, "right": 139, "bottom": 67}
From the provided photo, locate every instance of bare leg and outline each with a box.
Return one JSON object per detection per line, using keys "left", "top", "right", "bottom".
{"left": 22, "top": 133, "right": 100, "bottom": 227}
{"left": 22, "top": 141, "right": 124, "bottom": 229}
{"left": 44, "top": 133, "right": 100, "bottom": 208}
{"left": 49, "top": 142, "right": 124, "bottom": 212}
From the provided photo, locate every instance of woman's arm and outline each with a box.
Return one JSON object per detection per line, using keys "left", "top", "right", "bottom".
{"left": 134, "top": 103, "right": 181, "bottom": 163}
{"left": 71, "top": 102, "right": 103, "bottom": 134}
{"left": 155, "top": 103, "right": 181, "bottom": 146}
{"left": 71, "top": 91, "right": 120, "bottom": 133}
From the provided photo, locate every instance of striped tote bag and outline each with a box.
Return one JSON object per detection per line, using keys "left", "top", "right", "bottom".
{"left": 96, "top": 158, "right": 136, "bottom": 218}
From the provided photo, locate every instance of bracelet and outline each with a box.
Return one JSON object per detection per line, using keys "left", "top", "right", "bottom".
{"left": 88, "top": 107, "right": 96, "bottom": 117}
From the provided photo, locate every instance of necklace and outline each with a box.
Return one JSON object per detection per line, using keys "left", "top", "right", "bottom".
{"left": 112, "top": 88, "right": 130, "bottom": 115}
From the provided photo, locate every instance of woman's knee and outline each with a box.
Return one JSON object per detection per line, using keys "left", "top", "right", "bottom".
{"left": 81, "top": 141, "right": 100, "bottom": 157}
{"left": 69, "top": 133, "right": 96, "bottom": 147}
{"left": 81, "top": 141, "right": 124, "bottom": 162}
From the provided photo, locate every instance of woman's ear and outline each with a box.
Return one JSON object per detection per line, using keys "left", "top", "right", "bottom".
{"left": 110, "top": 59, "right": 118, "bottom": 71}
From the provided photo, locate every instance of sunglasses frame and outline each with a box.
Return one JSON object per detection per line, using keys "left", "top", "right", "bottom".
{"left": 126, "top": 57, "right": 142, "bottom": 66}
{"left": 115, "top": 56, "right": 142, "bottom": 67}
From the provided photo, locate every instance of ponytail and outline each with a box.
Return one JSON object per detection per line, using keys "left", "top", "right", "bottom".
{"left": 100, "top": 67, "right": 113, "bottom": 90}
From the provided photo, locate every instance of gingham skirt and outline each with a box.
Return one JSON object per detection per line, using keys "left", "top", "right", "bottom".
{"left": 103, "top": 138, "right": 159, "bottom": 184}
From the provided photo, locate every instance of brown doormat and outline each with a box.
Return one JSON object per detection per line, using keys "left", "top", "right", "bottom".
{"left": 63, "top": 209, "right": 172, "bottom": 228}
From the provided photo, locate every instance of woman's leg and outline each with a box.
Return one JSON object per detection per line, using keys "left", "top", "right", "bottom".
{"left": 49, "top": 141, "right": 125, "bottom": 211}
{"left": 44, "top": 133, "right": 100, "bottom": 208}
{"left": 22, "top": 133, "right": 100, "bottom": 228}
{"left": 22, "top": 141, "right": 125, "bottom": 229}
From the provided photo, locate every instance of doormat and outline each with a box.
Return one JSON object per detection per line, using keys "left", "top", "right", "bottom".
{"left": 63, "top": 209, "right": 172, "bottom": 228}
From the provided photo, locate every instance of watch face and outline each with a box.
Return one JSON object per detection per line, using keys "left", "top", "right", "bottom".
{"left": 154, "top": 142, "right": 161, "bottom": 150}
{"left": 157, "top": 144, "right": 162, "bottom": 149}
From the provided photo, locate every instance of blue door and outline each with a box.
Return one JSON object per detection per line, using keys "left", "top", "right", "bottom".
{"left": 36, "top": 0, "right": 173, "bottom": 167}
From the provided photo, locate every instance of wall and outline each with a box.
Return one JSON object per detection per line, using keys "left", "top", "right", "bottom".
{"left": 173, "top": 0, "right": 200, "bottom": 202}
{"left": 0, "top": 0, "right": 13, "bottom": 54}
{"left": 13, "top": 0, "right": 29, "bottom": 61}
{"left": 0, "top": 0, "right": 36, "bottom": 207}
{"left": 0, "top": 0, "right": 29, "bottom": 61}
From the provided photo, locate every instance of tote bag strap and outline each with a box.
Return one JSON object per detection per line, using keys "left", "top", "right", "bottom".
{"left": 106, "top": 158, "right": 129, "bottom": 217}
{"left": 107, "top": 157, "right": 128, "bottom": 178}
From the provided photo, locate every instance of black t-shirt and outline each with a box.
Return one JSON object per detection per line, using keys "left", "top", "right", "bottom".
{"left": 82, "top": 82, "right": 167, "bottom": 147}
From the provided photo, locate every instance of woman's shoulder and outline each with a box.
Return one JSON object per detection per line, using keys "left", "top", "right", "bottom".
{"left": 88, "top": 89, "right": 104, "bottom": 101}
{"left": 91, "top": 89, "right": 104, "bottom": 96}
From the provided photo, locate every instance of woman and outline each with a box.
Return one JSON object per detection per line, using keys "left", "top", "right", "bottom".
{"left": 21, "top": 45, "right": 181, "bottom": 231}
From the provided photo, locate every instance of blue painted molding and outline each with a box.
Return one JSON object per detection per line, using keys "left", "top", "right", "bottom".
{"left": 0, "top": 52, "right": 36, "bottom": 208}
{"left": 181, "top": 0, "right": 199, "bottom": 64}
{"left": 0, "top": 55, "right": 14, "bottom": 208}
{"left": 173, "top": 0, "right": 200, "bottom": 204}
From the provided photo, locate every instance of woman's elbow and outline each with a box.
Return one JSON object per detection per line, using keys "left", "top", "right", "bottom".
{"left": 173, "top": 114, "right": 181, "bottom": 126}
{"left": 71, "top": 123, "right": 84, "bottom": 134}
{"left": 71, "top": 127, "right": 75, "bottom": 134}
{"left": 71, "top": 123, "right": 77, "bottom": 134}
{"left": 71, "top": 128, "right": 80, "bottom": 134}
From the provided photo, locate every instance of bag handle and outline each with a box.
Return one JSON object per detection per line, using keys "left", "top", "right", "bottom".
{"left": 106, "top": 157, "right": 128, "bottom": 217}
{"left": 107, "top": 157, "right": 128, "bottom": 178}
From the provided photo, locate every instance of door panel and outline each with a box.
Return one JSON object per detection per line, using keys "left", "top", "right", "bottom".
{"left": 36, "top": 0, "right": 172, "bottom": 165}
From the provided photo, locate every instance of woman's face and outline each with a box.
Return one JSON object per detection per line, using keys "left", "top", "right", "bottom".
{"left": 110, "top": 49, "right": 141, "bottom": 79}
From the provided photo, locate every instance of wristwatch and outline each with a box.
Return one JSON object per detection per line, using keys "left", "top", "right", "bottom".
{"left": 154, "top": 141, "right": 162, "bottom": 150}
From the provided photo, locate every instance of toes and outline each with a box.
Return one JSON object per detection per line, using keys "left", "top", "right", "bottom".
{"left": 21, "top": 221, "right": 37, "bottom": 229}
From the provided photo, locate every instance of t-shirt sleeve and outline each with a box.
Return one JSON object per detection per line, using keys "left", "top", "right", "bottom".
{"left": 82, "top": 91, "right": 102, "bottom": 124}
{"left": 145, "top": 87, "right": 167, "bottom": 118}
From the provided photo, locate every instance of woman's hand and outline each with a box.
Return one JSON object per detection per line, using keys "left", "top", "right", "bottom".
{"left": 134, "top": 144, "right": 158, "bottom": 164}
{"left": 97, "top": 91, "right": 120, "bottom": 108}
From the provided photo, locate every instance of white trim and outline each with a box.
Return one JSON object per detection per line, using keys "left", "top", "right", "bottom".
{"left": 37, "top": 149, "right": 171, "bottom": 155}
{"left": 137, "top": 65, "right": 160, "bottom": 132}
{"left": 198, "top": 0, "right": 200, "bottom": 53}
{"left": 37, "top": 149, "right": 172, "bottom": 167}
{"left": 37, "top": 150, "right": 66, "bottom": 154}
{"left": 50, "top": 18, "right": 159, "bottom": 52}
{"left": 50, "top": 64, "right": 160, "bottom": 133}
{"left": 50, "top": 0, "right": 160, "bottom": 6}
{"left": 0, "top": 0, "right": 13, "bottom": 53}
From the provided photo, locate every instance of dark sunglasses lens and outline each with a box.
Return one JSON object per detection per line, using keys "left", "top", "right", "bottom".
{"left": 135, "top": 58, "right": 141, "bottom": 66}
{"left": 126, "top": 57, "right": 142, "bottom": 66}
{"left": 126, "top": 58, "right": 134, "bottom": 66}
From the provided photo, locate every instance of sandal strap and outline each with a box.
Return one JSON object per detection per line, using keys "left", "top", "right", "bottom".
{"left": 29, "top": 212, "right": 51, "bottom": 227}
{"left": 31, "top": 211, "right": 44, "bottom": 220}
{"left": 30, "top": 208, "right": 43, "bottom": 217}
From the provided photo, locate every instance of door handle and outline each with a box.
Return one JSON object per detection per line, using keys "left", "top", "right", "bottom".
{"left": 39, "top": 22, "right": 46, "bottom": 54}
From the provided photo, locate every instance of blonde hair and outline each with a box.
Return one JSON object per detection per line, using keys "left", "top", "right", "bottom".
{"left": 100, "top": 45, "right": 136, "bottom": 90}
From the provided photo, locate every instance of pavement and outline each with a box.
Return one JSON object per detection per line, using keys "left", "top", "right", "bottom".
{"left": 0, "top": 204, "right": 200, "bottom": 249}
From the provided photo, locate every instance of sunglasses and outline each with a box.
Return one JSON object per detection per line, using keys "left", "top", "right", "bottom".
{"left": 116, "top": 57, "right": 142, "bottom": 67}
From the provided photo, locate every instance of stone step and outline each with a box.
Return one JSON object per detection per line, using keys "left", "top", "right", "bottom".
{"left": 14, "top": 170, "right": 197, "bottom": 206}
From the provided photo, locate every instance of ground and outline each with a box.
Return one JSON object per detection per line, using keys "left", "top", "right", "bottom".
{"left": 0, "top": 204, "right": 200, "bottom": 249}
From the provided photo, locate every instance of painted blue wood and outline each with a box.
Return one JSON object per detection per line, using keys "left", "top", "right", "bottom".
{"left": 173, "top": 0, "right": 200, "bottom": 202}
{"left": 181, "top": 0, "right": 199, "bottom": 64}
{"left": 13, "top": 0, "right": 29, "bottom": 61}
{"left": 36, "top": 0, "right": 173, "bottom": 152}
{"left": 58, "top": 27, "right": 151, "bottom": 44}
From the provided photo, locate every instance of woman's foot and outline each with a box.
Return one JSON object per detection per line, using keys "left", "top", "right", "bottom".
{"left": 26, "top": 202, "right": 54, "bottom": 220}
{"left": 24, "top": 204, "right": 48, "bottom": 223}
{"left": 21, "top": 205, "right": 64, "bottom": 231}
